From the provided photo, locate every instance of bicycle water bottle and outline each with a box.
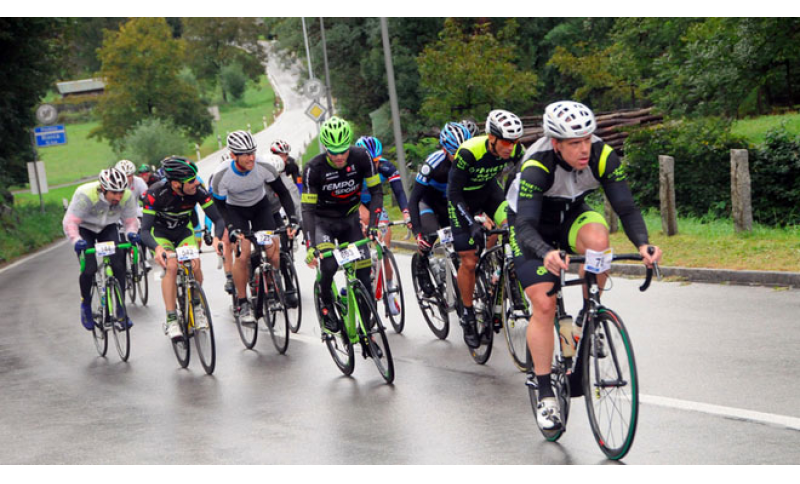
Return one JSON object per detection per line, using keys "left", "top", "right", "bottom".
{"left": 558, "top": 315, "right": 576, "bottom": 358}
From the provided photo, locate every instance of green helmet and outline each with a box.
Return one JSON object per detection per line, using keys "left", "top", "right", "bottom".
{"left": 138, "top": 163, "right": 152, "bottom": 174}
{"left": 320, "top": 116, "right": 353, "bottom": 154}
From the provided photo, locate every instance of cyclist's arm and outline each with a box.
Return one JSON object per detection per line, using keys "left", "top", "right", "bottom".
{"left": 121, "top": 192, "right": 140, "bottom": 235}
{"left": 600, "top": 153, "right": 649, "bottom": 249}
{"left": 407, "top": 181, "right": 426, "bottom": 236}
{"left": 301, "top": 163, "right": 319, "bottom": 246}
{"left": 446, "top": 150, "right": 475, "bottom": 226}
{"left": 266, "top": 178, "right": 297, "bottom": 223}
{"left": 514, "top": 166, "right": 558, "bottom": 260}
{"left": 364, "top": 158, "right": 383, "bottom": 229}
{"left": 383, "top": 161, "right": 409, "bottom": 212}
{"left": 139, "top": 211, "right": 159, "bottom": 251}
{"left": 199, "top": 199, "right": 226, "bottom": 240}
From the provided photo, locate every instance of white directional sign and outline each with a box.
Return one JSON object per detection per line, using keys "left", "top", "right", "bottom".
{"left": 27, "top": 161, "right": 48, "bottom": 194}
{"left": 305, "top": 101, "right": 327, "bottom": 123}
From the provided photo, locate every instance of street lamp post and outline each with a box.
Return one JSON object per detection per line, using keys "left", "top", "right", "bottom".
{"left": 380, "top": 17, "right": 411, "bottom": 195}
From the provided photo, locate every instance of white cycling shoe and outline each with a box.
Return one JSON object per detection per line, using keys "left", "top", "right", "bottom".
{"left": 536, "top": 397, "right": 563, "bottom": 431}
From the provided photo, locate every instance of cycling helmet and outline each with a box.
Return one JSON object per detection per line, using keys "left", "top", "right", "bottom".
{"left": 269, "top": 139, "right": 291, "bottom": 155}
{"left": 264, "top": 154, "right": 285, "bottom": 174}
{"left": 439, "top": 122, "right": 472, "bottom": 156}
{"left": 486, "top": 109, "right": 523, "bottom": 141}
{"left": 115, "top": 159, "right": 136, "bottom": 176}
{"left": 460, "top": 119, "right": 480, "bottom": 137}
{"left": 98, "top": 168, "right": 128, "bottom": 192}
{"left": 542, "top": 101, "right": 597, "bottom": 139}
{"left": 355, "top": 136, "right": 383, "bottom": 159}
{"left": 320, "top": 116, "right": 353, "bottom": 153}
{"left": 138, "top": 163, "right": 152, "bottom": 174}
{"left": 161, "top": 156, "right": 199, "bottom": 182}
{"left": 227, "top": 130, "right": 257, "bottom": 154}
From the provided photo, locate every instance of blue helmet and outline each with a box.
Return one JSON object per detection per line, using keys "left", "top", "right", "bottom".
{"left": 439, "top": 122, "right": 471, "bottom": 156}
{"left": 355, "top": 136, "right": 383, "bottom": 159}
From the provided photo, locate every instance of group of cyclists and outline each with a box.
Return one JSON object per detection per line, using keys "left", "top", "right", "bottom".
{"left": 64, "top": 99, "right": 662, "bottom": 434}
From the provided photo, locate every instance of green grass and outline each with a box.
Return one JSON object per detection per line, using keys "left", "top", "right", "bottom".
{"left": 0, "top": 202, "right": 65, "bottom": 265}
{"left": 732, "top": 112, "right": 800, "bottom": 145}
{"left": 14, "top": 181, "right": 84, "bottom": 206}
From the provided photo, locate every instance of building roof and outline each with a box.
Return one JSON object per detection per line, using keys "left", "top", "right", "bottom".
{"left": 56, "top": 78, "right": 105, "bottom": 95}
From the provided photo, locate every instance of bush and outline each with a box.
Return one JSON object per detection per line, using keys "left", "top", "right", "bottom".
{"left": 750, "top": 127, "right": 800, "bottom": 226}
{"left": 220, "top": 63, "right": 247, "bottom": 102}
{"left": 117, "top": 118, "right": 189, "bottom": 166}
{"left": 623, "top": 118, "right": 748, "bottom": 219}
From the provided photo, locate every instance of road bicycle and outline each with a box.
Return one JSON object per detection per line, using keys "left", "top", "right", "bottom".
{"left": 312, "top": 237, "right": 394, "bottom": 384}
{"left": 230, "top": 228, "right": 291, "bottom": 354}
{"left": 79, "top": 241, "right": 137, "bottom": 361}
{"left": 411, "top": 226, "right": 461, "bottom": 340}
{"left": 371, "top": 220, "right": 406, "bottom": 333}
{"left": 163, "top": 245, "right": 216, "bottom": 375}
{"left": 526, "top": 248, "right": 660, "bottom": 460}
{"left": 280, "top": 227, "right": 302, "bottom": 333}
{"left": 124, "top": 240, "right": 150, "bottom": 306}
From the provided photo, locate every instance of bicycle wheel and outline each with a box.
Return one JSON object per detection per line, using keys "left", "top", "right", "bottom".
{"left": 190, "top": 284, "right": 216, "bottom": 375}
{"left": 469, "top": 254, "right": 495, "bottom": 365}
{"left": 282, "top": 252, "right": 302, "bottom": 333}
{"left": 235, "top": 276, "right": 258, "bottom": 350}
{"left": 502, "top": 267, "right": 529, "bottom": 372}
{"left": 126, "top": 252, "right": 137, "bottom": 305}
{"left": 582, "top": 309, "right": 639, "bottom": 460}
{"left": 137, "top": 247, "right": 149, "bottom": 306}
{"left": 315, "top": 280, "right": 354, "bottom": 376}
{"left": 352, "top": 279, "right": 394, "bottom": 384}
{"left": 90, "top": 281, "right": 108, "bottom": 357}
{"left": 171, "top": 288, "right": 191, "bottom": 368}
{"left": 526, "top": 348, "right": 570, "bottom": 442}
{"left": 108, "top": 278, "right": 130, "bottom": 362}
{"left": 264, "top": 267, "right": 289, "bottom": 354}
{"left": 381, "top": 248, "right": 405, "bottom": 334}
{"left": 411, "top": 253, "right": 449, "bottom": 339}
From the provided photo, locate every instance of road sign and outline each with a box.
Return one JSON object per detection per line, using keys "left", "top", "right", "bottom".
{"left": 34, "top": 125, "right": 67, "bottom": 147}
{"left": 35, "top": 104, "right": 58, "bottom": 125}
{"left": 27, "top": 161, "right": 48, "bottom": 194}
{"left": 305, "top": 101, "right": 327, "bottom": 123}
{"left": 305, "top": 79, "right": 325, "bottom": 99}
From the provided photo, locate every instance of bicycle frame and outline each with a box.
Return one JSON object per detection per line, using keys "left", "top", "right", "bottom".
{"left": 82, "top": 243, "right": 138, "bottom": 320}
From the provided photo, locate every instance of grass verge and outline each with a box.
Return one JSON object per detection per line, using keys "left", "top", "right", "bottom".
{"left": 0, "top": 203, "right": 65, "bottom": 265}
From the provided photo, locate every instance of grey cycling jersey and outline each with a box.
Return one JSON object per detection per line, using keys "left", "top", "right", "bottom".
{"left": 130, "top": 176, "right": 148, "bottom": 217}
{"left": 210, "top": 156, "right": 280, "bottom": 207}
{"left": 63, "top": 181, "right": 138, "bottom": 240}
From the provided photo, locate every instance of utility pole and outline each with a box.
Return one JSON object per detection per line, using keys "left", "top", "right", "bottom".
{"left": 380, "top": 17, "right": 411, "bottom": 195}
{"left": 319, "top": 17, "right": 334, "bottom": 118}
{"left": 301, "top": 17, "right": 323, "bottom": 153}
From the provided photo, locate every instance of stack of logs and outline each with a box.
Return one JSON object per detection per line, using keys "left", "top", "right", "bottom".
{"left": 519, "top": 107, "right": 663, "bottom": 155}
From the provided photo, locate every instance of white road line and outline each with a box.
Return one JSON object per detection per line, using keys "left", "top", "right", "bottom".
{"left": 641, "top": 394, "right": 800, "bottom": 430}
{"left": 0, "top": 238, "right": 68, "bottom": 276}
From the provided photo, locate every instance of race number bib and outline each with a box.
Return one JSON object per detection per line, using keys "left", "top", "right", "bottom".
{"left": 333, "top": 245, "right": 363, "bottom": 267}
{"left": 584, "top": 248, "right": 613, "bottom": 274}
{"left": 95, "top": 241, "right": 116, "bottom": 257}
{"left": 176, "top": 245, "right": 200, "bottom": 262}
{"left": 437, "top": 227, "right": 453, "bottom": 245}
{"left": 255, "top": 230, "right": 275, "bottom": 246}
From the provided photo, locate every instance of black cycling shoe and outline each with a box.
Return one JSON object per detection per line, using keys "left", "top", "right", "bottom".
{"left": 460, "top": 307, "right": 480, "bottom": 349}
{"left": 321, "top": 305, "right": 340, "bottom": 333}
{"left": 412, "top": 255, "right": 435, "bottom": 297}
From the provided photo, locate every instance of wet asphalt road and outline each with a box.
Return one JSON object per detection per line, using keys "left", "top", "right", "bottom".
{"left": 1, "top": 240, "right": 799, "bottom": 464}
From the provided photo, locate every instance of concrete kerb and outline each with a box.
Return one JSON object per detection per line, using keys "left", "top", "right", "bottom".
{"left": 389, "top": 240, "right": 800, "bottom": 289}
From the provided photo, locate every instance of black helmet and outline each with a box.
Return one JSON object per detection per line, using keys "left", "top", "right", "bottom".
{"left": 161, "top": 156, "right": 199, "bottom": 182}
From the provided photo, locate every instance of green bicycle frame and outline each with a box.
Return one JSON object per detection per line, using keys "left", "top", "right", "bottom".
{"left": 80, "top": 242, "right": 138, "bottom": 316}
{"left": 317, "top": 237, "right": 373, "bottom": 343}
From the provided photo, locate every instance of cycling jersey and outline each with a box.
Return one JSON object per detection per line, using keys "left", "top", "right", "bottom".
{"left": 409, "top": 150, "right": 450, "bottom": 235}
{"left": 447, "top": 135, "right": 523, "bottom": 227}
{"left": 129, "top": 176, "right": 148, "bottom": 218}
{"left": 140, "top": 178, "right": 225, "bottom": 251}
{"left": 507, "top": 136, "right": 648, "bottom": 261}
{"left": 360, "top": 157, "right": 408, "bottom": 211}
{"left": 62, "top": 181, "right": 139, "bottom": 242}
{"left": 301, "top": 146, "right": 382, "bottom": 247}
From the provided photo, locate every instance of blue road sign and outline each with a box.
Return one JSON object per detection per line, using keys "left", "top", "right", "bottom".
{"left": 34, "top": 125, "right": 67, "bottom": 147}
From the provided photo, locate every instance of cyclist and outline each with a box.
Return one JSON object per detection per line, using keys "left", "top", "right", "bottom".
{"left": 448, "top": 109, "right": 524, "bottom": 348}
{"left": 460, "top": 118, "right": 480, "bottom": 138}
{"left": 355, "top": 135, "right": 409, "bottom": 315}
{"left": 63, "top": 168, "right": 140, "bottom": 330}
{"left": 137, "top": 164, "right": 158, "bottom": 187}
{"left": 270, "top": 139, "right": 303, "bottom": 195}
{"left": 211, "top": 130, "right": 299, "bottom": 324}
{"left": 507, "top": 100, "right": 662, "bottom": 430}
{"left": 116, "top": 160, "right": 148, "bottom": 218}
{"left": 408, "top": 122, "right": 472, "bottom": 296}
{"left": 140, "top": 157, "right": 226, "bottom": 340}
{"left": 207, "top": 166, "right": 235, "bottom": 295}
{"left": 302, "top": 116, "right": 383, "bottom": 332}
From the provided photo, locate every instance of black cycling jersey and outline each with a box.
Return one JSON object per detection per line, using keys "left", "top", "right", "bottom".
{"left": 409, "top": 150, "right": 450, "bottom": 235}
{"left": 507, "top": 136, "right": 649, "bottom": 260}
{"left": 301, "top": 146, "right": 382, "bottom": 246}
{"left": 140, "top": 178, "right": 225, "bottom": 251}
{"left": 285, "top": 156, "right": 301, "bottom": 186}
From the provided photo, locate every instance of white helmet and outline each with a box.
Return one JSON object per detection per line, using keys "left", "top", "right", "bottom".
{"left": 486, "top": 109, "right": 523, "bottom": 141}
{"left": 264, "top": 154, "right": 285, "bottom": 174}
{"left": 115, "top": 159, "right": 136, "bottom": 176}
{"left": 99, "top": 168, "right": 128, "bottom": 192}
{"left": 542, "top": 101, "right": 596, "bottom": 139}
{"left": 227, "top": 130, "right": 257, "bottom": 154}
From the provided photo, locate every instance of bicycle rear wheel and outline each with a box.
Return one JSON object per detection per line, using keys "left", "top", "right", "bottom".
{"left": 137, "top": 247, "right": 149, "bottom": 306}
{"left": 90, "top": 281, "right": 108, "bottom": 357}
{"left": 171, "top": 289, "right": 190, "bottom": 368}
{"left": 190, "top": 284, "right": 216, "bottom": 375}
{"left": 108, "top": 278, "right": 130, "bottom": 362}
{"left": 282, "top": 252, "right": 302, "bottom": 333}
{"left": 469, "top": 255, "right": 495, "bottom": 365}
{"left": 582, "top": 309, "right": 639, "bottom": 460}
{"left": 502, "top": 267, "right": 529, "bottom": 371}
{"left": 353, "top": 279, "right": 394, "bottom": 384}
{"left": 235, "top": 276, "right": 258, "bottom": 350}
{"left": 126, "top": 252, "right": 137, "bottom": 305}
{"left": 315, "top": 280, "right": 354, "bottom": 376}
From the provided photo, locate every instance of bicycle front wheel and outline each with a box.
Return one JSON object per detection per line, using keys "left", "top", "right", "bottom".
{"left": 469, "top": 254, "right": 495, "bottom": 365}
{"left": 90, "top": 281, "right": 108, "bottom": 357}
{"left": 171, "top": 288, "right": 190, "bottom": 368}
{"left": 582, "top": 309, "right": 639, "bottom": 460}
{"left": 108, "top": 278, "right": 130, "bottom": 362}
{"left": 126, "top": 252, "right": 137, "bottom": 305}
{"left": 189, "top": 284, "right": 216, "bottom": 374}
{"left": 282, "top": 252, "right": 302, "bottom": 333}
{"left": 236, "top": 281, "right": 258, "bottom": 350}
{"left": 352, "top": 279, "right": 394, "bottom": 383}
{"left": 265, "top": 268, "right": 289, "bottom": 355}
{"left": 381, "top": 248, "right": 405, "bottom": 333}
{"left": 502, "top": 268, "right": 529, "bottom": 372}
{"left": 137, "top": 247, "right": 149, "bottom": 306}
{"left": 411, "top": 253, "right": 449, "bottom": 340}
{"left": 315, "top": 280, "right": 354, "bottom": 376}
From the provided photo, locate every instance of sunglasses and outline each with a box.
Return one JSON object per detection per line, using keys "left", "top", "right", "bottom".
{"left": 327, "top": 147, "right": 350, "bottom": 156}
{"left": 495, "top": 138, "right": 520, "bottom": 149}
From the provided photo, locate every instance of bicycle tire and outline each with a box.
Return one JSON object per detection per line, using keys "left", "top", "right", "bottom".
{"left": 264, "top": 267, "right": 289, "bottom": 355}
{"left": 282, "top": 252, "right": 302, "bottom": 333}
{"left": 502, "top": 265, "right": 529, "bottom": 372}
{"left": 171, "top": 286, "right": 190, "bottom": 369}
{"left": 526, "top": 348, "right": 570, "bottom": 442}
{"left": 90, "top": 281, "right": 108, "bottom": 357}
{"left": 352, "top": 279, "right": 394, "bottom": 384}
{"left": 582, "top": 309, "right": 639, "bottom": 460}
{"left": 127, "top": 251, "right": 137, "bottom": 305}
{"left": 235, "top": 275, "right": 258, "bottom": 350}
{"left": 190, "top": 284, "right": 216, "bottom": 375}
{"left": 411, "top": 253, "right": 449, "bottom": 339}
{"left": 137, "top": 247, "right": 149, "bottom": 306}
{"left": 381, "top": 248, "right": 405, "bottom": 334}
{"left": 469, "top": 252, "right": 495, "bottom": 365}
{"left": 108, "top": 278, "right": 130, "bottom": 362}
{"left": 315, "top": 280, "right": 354, "bottom": 376}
